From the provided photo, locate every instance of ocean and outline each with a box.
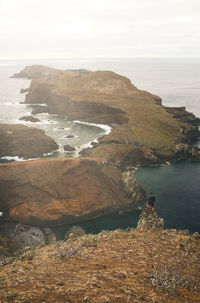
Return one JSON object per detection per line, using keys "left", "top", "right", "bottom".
{"left": 0, "top": 58, "right": 199, "bottom": 234}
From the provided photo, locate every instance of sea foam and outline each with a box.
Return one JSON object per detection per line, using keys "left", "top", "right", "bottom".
{"left": 1, "top": 155, "right": 25, "bottom": 162}
{"left": 73, "top": 120, "right": 112, "bottom": 135}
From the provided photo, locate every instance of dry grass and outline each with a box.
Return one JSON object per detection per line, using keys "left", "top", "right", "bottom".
{"left": 0, "top": 229, "right": 199, "bottom": 302}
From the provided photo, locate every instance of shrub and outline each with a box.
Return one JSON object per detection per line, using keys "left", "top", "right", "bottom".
{"left": 55, "top": 242, "right": 82, "bottom": 259}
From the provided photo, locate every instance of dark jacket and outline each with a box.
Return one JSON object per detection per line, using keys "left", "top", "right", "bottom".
{"left": 148, "top": 194, "right": 156, "bottom": 206}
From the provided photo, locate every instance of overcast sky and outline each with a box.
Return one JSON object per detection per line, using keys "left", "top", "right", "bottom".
{"left": 0, "top": 0, "right": 200, "bottom": 59}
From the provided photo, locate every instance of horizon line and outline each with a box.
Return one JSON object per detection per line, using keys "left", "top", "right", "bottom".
{"left": 1, "top": 56, "right": 200, "bottom": 61}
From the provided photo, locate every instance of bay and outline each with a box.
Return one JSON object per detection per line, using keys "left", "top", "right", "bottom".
{"left": 0, "top": 58, "right": 199, "bottom": 234}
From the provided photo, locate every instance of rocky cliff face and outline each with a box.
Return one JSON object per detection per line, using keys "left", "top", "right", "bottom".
{"left": 137, "top": 208, "right": 164, "bottom": 230}
{"left": 0, "top": 158, "right": 145, "bottom": 226}
{"left": 0, "top": 124, "right": 58, "bottom": 159}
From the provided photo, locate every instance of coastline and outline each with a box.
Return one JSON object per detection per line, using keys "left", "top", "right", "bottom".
{"left": 0, "top": 63, "right": 200, "bottom": 243}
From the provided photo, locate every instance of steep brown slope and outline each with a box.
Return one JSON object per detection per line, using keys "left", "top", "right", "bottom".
{"left": 0, "top": 158, "right": 145, "bottom": 226}
{"left": 0, "top": 228, "right": 199, "bottom": 302}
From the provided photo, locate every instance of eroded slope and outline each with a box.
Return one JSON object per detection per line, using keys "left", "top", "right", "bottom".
{"left": 0, "top": 158, "right": 145, "bottom": 225}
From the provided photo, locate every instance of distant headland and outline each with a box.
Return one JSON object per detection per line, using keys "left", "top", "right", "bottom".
{"left": 0, "top": 64, "right": 199, "bottom": 228}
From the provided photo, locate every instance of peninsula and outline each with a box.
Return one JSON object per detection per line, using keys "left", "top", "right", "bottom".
{"left": 0, "top": 65, "right": 199, "bottom": 227}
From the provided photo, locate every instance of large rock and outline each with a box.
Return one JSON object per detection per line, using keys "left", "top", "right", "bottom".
{"left": 63, "top": 144, "right": 76, "bottom": 152}
{"left": 19, "top": 116, "right": 41, "bottom": 123}
{"left": 0, "top": 124, "right": 58, "bottom": 159}
{"left": 0, "top": 158, "right": 146, "bottom": 226}
{"left": 137, "top": 208, "right": 164, "bottom": 230}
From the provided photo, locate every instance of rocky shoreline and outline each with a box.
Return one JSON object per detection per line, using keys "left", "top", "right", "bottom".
{"left": 0, "top": 65, "right": 200, "bottom": 249}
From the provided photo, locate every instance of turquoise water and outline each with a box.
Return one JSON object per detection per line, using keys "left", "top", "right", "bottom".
{"left": 135, "top": 161, "right": 200, "bottom": 233}
{"left": 52, "top": 210, "right": 141, "bottom": 240}
{"left": 53, "top": 160, "right": 200, "bottom": 239}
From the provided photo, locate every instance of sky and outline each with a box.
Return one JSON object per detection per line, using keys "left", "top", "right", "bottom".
{"left": 0, "top": 0, "right": 200, "bottom": 59}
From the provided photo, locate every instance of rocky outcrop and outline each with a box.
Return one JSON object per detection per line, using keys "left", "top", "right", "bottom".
{"left": 0, "top": 158, "right": 146, "bottom": 226}
{"left": 137, "top": 207, "right": 164, "bottom": 230}
{"left": 165, "top": 106, "right": 200, "bottom": 126}
{"left": 19, "top": 116, "right": 41, "bottom": 123}
{"left": 9, "top": 224, "right": 56, "bottom": 248}
{"left": 122, "top": 169, "right": 146, "bottom": 208}
{"left": 174, "top": 143, "right": 200, "bottom": 162}
{"left": 63, "top": 144, "right": 76, "bottom": 152}
{"left": 0, "top": 124, "right": 58, "bottom": 159}
{"left": 20, "top": 88, "right": 29, "bottom": 94}
{"left": 178, "top": 126, "right": 200, "bottom": 143}
{"left": 0, "top": 219, "right": 56, "bottom": 255}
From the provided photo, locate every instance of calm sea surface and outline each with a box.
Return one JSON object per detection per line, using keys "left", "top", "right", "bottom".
{"left": 0, "top": 58, "right": 199, "bottom": 234}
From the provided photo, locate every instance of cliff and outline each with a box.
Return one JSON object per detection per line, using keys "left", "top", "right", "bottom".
{"left": 18, "top": 65, "right": 200, "bottom": 166}
{"left": 0, "top": 158, "right": 145, "bottom": 226}
{"left": 0, "top": 226, "right": 199, "bottom": 302}
{"left": 0, "top": 124, "right": 58, "bottom": 159}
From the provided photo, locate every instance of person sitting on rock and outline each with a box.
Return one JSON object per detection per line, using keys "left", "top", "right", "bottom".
{"left": 146, "top": 192, "right": 156, "bottom": 211}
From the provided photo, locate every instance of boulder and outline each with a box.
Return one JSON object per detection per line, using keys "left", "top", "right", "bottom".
{"left": 137, "top": 208, "right": 164, "bottom": 230}
{"left": 63, "top": 145, "right": 76, "bottom": 152}
{"left": 19, "top": 116, "right": 41, "bottom": 123}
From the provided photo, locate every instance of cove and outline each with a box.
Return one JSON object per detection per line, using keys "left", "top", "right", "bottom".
{"left": 52, "top": 210, "right": 141, "bottom": 240}
{"left": 135, "top": 160, "right": 200, "bottom": 233}
{"left": 52, "top": 160, "right": 200, "bottom": 239}
{"left": 53, "top": 160, "right": 200, "bottom": 239}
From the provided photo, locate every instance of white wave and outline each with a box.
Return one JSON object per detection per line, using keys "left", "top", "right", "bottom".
{"left": 58, "top": 144, "right": 65, "bottom": 153}
{"left": 1, "top": 155, "right": 25, "bottom": 161}
{"left": 73, "top": 120, "right": 112, "bottom": 135}
{"left": 27, "top": 103, "right": 47, "bottom": 106}
{"left": 0, "top": 155, "right": 43, "bottom": 162}
{"left": 3, "top": 102, "right": 21, "bottom": 106}
{"left": 74, "top": 141, "right": 93, "bottom": 157}
{"left": 43, "top": 151, "right": 55, "bottom": 156}
{"left": 36, "top": 112, "right": 50, "bottom": 116}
